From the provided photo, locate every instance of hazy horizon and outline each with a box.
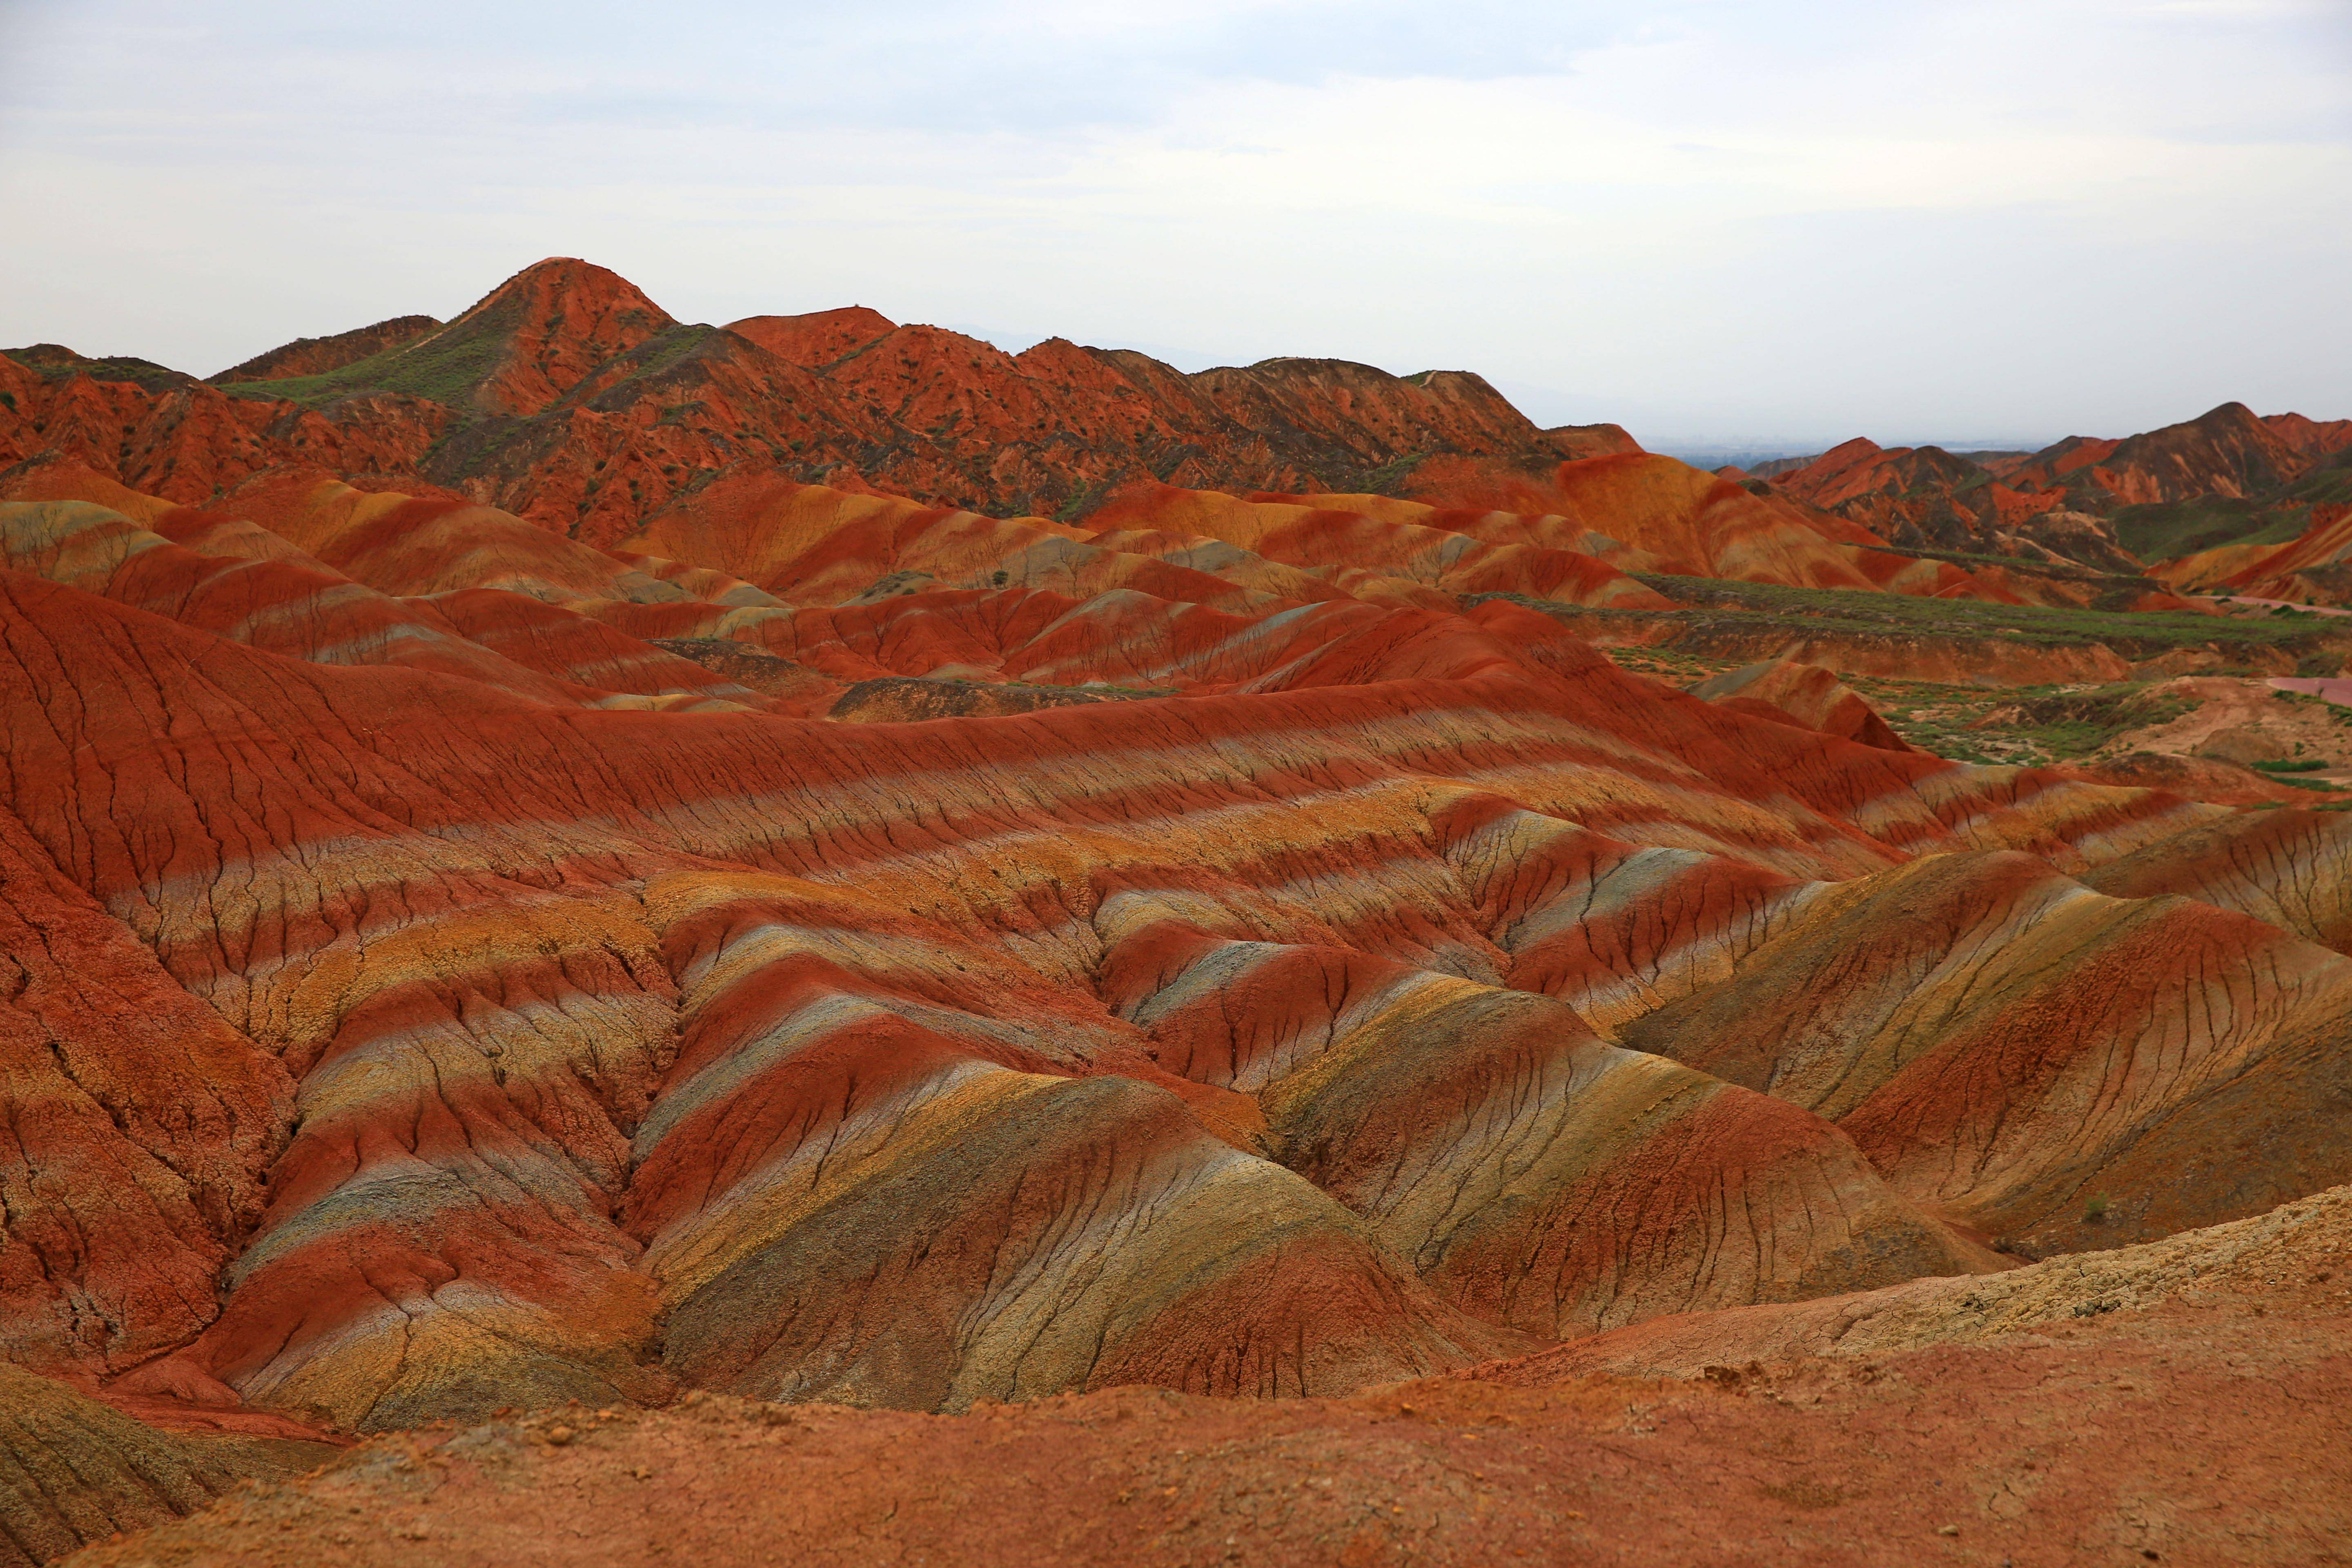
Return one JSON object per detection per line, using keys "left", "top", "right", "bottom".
{"left": 2, "top": 0, "right": 2345, "bottom": 450}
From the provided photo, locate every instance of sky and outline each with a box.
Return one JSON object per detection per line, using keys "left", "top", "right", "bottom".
{"left": 0, "top": 0, "right": 2346, "bottom": 453}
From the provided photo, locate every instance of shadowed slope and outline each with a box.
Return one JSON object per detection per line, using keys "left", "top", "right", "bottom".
{"left": 2080, "top": 806, "right": 2352, "bottom": 953}
{"left": 1618, "top": 851, "right": 2352, "bottom": 1254}
{"left": 1094, "top": 918, "right": 1994, "bottom": 1339}
{"left": 0, "top": 1365, "right": 325, "bottom": 1568}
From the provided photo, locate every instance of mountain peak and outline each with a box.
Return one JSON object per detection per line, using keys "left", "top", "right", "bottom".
{"left": 443, "top": 259, "right": 678, "bottom": 416}
{"left": 2189, "top": 401, "right": 2262, "bottom": 431}
{"left": 459, "top": 258, "right": 671, "bottom": 322}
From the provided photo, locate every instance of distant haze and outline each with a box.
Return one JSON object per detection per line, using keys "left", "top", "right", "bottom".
{"left": 1, "top": 0, "right": 2345, "bottom": 450}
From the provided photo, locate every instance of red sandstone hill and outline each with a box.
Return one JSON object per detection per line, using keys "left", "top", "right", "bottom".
{"left": 18, "top": 256, "right": 1634, "bottom": 533}
{"left": 1754, "top": 402, "right": 2352, "bottom": 576}
{"left": 2003, "top": 401, "right": 2352, "bottom": 506}
{"left": 5, "top": 268, "right": 2352, "bottom": 1565}
{"left": 0, "top": 256, "right": 2024, "bottom": 608}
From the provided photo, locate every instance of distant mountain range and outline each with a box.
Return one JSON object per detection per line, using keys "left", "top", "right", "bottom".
{"left": 1722, "top": 404, "right": 2352, "bottom": 582}
{"left": 3, "top": 257, "right": 1634, "bottom": 541}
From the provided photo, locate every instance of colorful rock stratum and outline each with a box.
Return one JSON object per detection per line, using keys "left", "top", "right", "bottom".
{"left": 3, "top": 260, "right": 2349, "bottom": 1568}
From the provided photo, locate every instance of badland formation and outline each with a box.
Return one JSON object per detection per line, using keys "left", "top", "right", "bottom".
{"left": 4, "top": 259, "right": 2348, "bottom": 1566}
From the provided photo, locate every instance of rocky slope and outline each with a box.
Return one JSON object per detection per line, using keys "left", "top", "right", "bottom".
{"left": 4, "top": 460, "right": 2347, "bottom": 1468}
{"left": 0, "top": 1365, "right": 333, "bottom": 1568}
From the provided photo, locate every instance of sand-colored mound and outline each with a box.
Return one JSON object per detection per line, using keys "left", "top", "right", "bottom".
{"left": 1688, "top": 657, "right": 1919, "bottom": 752}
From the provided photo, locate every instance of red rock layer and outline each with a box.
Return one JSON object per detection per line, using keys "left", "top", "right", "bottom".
{"left": 0, "top": 506, "right": 2277, "bottom": 1435}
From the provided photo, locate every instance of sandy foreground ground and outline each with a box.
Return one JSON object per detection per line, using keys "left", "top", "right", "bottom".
{"left": 60, "top": 1189, "right": 2352, "bottom": 1568}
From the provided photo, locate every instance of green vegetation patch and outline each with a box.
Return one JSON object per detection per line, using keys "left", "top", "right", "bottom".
{"left": 1594, "top": 643, "right": 2205, "bottom": 770}
{"left": 216, "top": 298, "right": 525, "bottom": 411}
{"left": 1860, "top": 542, "right": 2089, "bottom": 576}
{"left": 1848, "top": 679, "right": 2194, "bottom": 766}
{"left": 1981, "top": 683, "right": 2196, "bottom": 760}
{"left": 583, "top": 326, "right": 723, "bottom": 407}
{"left": 1354, "top": 448, "right": 1432, "bottom": 497}
{"left": 2115, "top": 450, "right": 2352, "bottom": 564}
{"left": 3, "top": 348, "right": 195, "bottom": 395}
{"left": 2114, "top": 495, "right": 2307, "bottom": 564}
{"left": 2274, "top": 688, "right": 2352, "bottom": 726}
{"left": 1626, "top": 573, "right": 2336, "bottom": 657}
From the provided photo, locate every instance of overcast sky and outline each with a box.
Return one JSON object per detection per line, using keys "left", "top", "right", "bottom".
{"left": 1, "top": 0, "right": 2345, "bottom": 451}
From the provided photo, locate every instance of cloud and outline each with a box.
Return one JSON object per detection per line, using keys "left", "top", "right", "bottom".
{"left": 0, "top": 0, "right": 2343, "bottom": 442}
